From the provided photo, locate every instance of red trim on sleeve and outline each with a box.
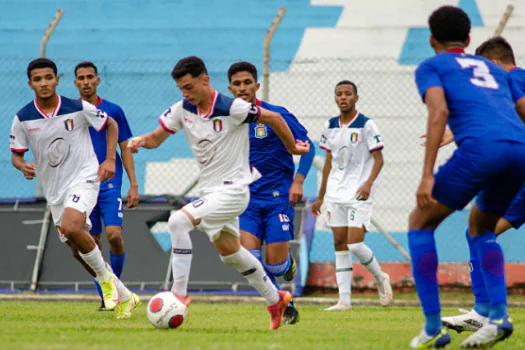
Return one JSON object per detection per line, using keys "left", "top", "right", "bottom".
{"left": 97, "top": 116, "right": 109, "bottom": 132}
{"left": 369, "top": 145, "right": 384, "bottom": 152}
{"left": 158, "top": 118, "right": 177, "bottom": 134}
{"left": 11, "top": 148, "right": 28, "bottom": 153}
{"left": 319, "top": 145, "right": 331, "bottom": 152}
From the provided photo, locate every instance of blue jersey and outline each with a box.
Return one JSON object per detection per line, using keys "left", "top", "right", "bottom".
{"left": 248, "top": 100, "right": 309, "bottom": 200}
{"left": 89, "top": 97, "right": 132, "bottom": 191}
{"left": 415, "top": 51, "right": 525, "bottom": 147}
{"left": 509, "top": 67, "right": 525, "bottom": 94}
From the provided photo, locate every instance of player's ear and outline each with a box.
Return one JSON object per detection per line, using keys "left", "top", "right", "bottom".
{"left": 355, "top": 95, "right": 359, "bottom": 103}
{"left": 464, "top": 35, "right": 471, "bottom": 48}
{"left": 96, "top": 76, "right": 101, "bottom": 85}
{"left": 56, "top": 75, "right": 60, "bottom": 86}
{"left": 202, "top": 74, "right": 210, "bottom": 85}
{"left": 227, "top": 84, "right": 234, "bottom": 94}
{"left": 255, "top": 83, "right": 260, "bottom": 92}
{"left": 429, "top": 35, "right": 438, "bottom": 52}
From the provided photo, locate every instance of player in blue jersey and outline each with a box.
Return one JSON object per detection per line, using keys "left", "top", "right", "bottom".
{"left": 73, "top": 61, "right": 140, "bottom": 311}
{"left": 438, "top": 37, "right": 525, "bottom": 335}
{"left": 227, "top": 62, "right": 315, "bottom": 325}
{"left": 409, "top": 6, "right": 525, "bottom": 348}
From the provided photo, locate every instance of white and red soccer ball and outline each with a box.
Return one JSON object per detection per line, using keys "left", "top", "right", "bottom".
{"left": 147, "top": 291, "right": 188, "bottom": 329}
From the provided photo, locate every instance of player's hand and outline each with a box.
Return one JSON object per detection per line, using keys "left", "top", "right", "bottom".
{"left": 290, "top": 140, "right": 310, "bottom": 155}
{"left": 127, "top": 136, "right": 146, "bottom": 153}
{"left": 21, "top": 162, "right": 38, "bottom": 180}
{"left": 310, "top": 198, "right": 323, "bottom": 217}
{"left": 127, "top": 185, "right": 139, "bottom": 208}
{"left": 289, "top": 181, "right": 304, "bottom": 207}
{"left": 420, "top": 129, "right": 454, "bottom": 147}
{"left": 356, "top": 182, "right": 372, "bottom": 201}
{"left": 98, "top": 159, "right": 115, "bottom": 182}
{"left": 416, "top": 175, "right": 437, "bottom": 208}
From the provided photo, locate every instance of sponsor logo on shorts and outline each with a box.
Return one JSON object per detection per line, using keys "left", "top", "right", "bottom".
{"left": 278, "top": 214, "right": 290, "bottom": 223}
{"left": 282, "top": 224, "right": 290, "bottom": 231}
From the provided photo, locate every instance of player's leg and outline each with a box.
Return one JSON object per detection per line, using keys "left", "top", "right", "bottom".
{"left": 346, "top": 203, "right": 392, "bottom": 306}
{"left": 263, "top": 202, "right": 299, "bottom": 324}
{"left": 460, "top": 173, "right": 523, "bottom": 348}
{"left": 324, "top": 202, "right": 352, "bottom": 310}
{"left": 87, "top": 203, "right": 106, "bottom": 310}
{"left": 99, "top": 189, "right": 126, "bottom": 279}
{"left": 54, "top": 184, "right": 120, "bottom": 311}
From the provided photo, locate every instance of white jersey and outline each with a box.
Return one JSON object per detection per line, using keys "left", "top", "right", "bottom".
{"left": 319, "top": 111, "right": 384, "bottom": 204}
{"left": 159, "top": 91, "right": 261, "bottom": 193}
{"left": 10, "top": 95, "right": 108, "bottom": 205}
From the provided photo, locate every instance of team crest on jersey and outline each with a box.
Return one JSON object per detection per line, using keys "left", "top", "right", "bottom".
{"left": 255, "top": 124, "right": 268, "bottom": 139}
{"left": 64, "top": 118, "right": 74, "bottom": 131}
{"left": 213, "top": 119, "right": 223, "bottom": 133}
{"left": 350, "top": 132, "right": 359, "bottom": 143}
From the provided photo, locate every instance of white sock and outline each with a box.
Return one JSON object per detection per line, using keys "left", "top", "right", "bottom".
{"left": 335, "top": 251, "right": 353, "bottom": 306}
{"left": 221, "top": 247, "right": 279, "bottom": 305}
{"left": 348, "top": 242, "right": 385, "bottom": 283}
{"left": 115, "top": 277, "right": 131, "bottom": 302}
{"left": 79, "top": 245, "right": 111, "bottom": 283}
{"left": 168, "top": 211, "right": 194, "bottom": 297}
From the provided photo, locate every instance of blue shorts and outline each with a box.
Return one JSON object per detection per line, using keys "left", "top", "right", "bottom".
{"left": 503, "top": 184, "right": 525, "bottom": 229}
{"left": 433, "top": 141, "right": 525, "bottom": 216}
{"left": 89, "top": 186, "right": 123, "bottom": 235}
{"left": 239, "top": 198, "right": 294, "bottom": 244}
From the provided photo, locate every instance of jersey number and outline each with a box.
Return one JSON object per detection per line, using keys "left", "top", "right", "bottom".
{"left": 456, "top": 58, "right": 499, "bottom": 90}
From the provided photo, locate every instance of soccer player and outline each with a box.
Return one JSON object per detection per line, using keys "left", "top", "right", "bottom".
{"left": 310, "top": 80, "right": 392, "bottom": 311}
{"left": 127, "top": 56, "right": 310, "bottom": 330}
{"left": 440, "top": 37, "right": 525, "bottom": 334}
{"left": 409, "top": 7, "right": 525, "bottom": 348}
{"left": 74, "top": 61, "right": 140, "bottom": 311}
{"left": 10, "top": 58, "right": 138, "bottom": 319}
{"left": 227, "top": 61, "right": 315, "bottom": 324}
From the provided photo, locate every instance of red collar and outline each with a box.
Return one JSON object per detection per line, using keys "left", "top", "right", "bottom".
{"left": 34, "top": 94, "right": 60, "bottom": 119}
{"left": 447, "top": 48, "right": 465, "bottom": 54}
{"left": 78, "top": 96, "right": 103, "bottom": 107}
{"left": 198, "top": 90, "right": 218, "bottom": 118}
{"left": 509, "top": 66, "right": 519, "bottom": 72}
{"left": 255, "top": 99, "right": 261, "bottom": 106}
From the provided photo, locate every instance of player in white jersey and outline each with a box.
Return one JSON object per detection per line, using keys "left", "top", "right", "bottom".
{"left": 311, "top": 80, "right": 392, "bottom": 311}
{"left": 10, "top": 58, "right": 137, "bottom": 319}
{"left": 128, "top": 56, "right": 310, "bottom": 330}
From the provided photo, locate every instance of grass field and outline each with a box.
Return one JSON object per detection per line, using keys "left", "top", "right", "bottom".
{"left": 1, "top": 300, "right": 525, "bottom": 349}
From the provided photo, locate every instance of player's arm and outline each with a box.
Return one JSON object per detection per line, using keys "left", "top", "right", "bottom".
{"left": 310, "top": 151, "right": 332, "bottom": 216}
{"left": 98, "top": 116, "right": 119, "bottom": 182}
{"left": 357, "top": 150, "right": 384, "bottom": 201}
{"left": 257, "top": 108, "right": 310, "bottom": 155}
{"left": 127, "top": 126, "right": 171, "bottom": 153}
{"left": 420, "top": 128, "right": 454, "bottom": 147}
{"left": 418, "top": 87, "right": 449, "bottom": 208}
{"left": 290, "top": 138, "right": 315, "bottom": 206}
{"left": 11, "top": 152, "right": 37, "bottom": 180}
{"left": 120, "top": 140, "right": 139, "bottom": 208}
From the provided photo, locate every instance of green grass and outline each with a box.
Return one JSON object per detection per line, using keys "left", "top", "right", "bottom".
{"left": 1, "top": 301, "right": 524, "bottom": 349}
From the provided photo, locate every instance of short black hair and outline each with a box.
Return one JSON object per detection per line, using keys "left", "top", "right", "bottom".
{"left": 475, "top": 36, "right": 516, "bottom": 65}
{"left": 228, "top": 61, "right": 258, "bottom": 82}
{"left": 335, "top": 80, "right": 358, "bottom": 95}
{"left": 74, "top": 61, "right": 98, "bottom": 77}
{"left": 27, "top": 58, "right": 57, "bottom": 79}
{"left": 428, "top": 6, "right": 471, "bottom": 44}
{"left": 171, "top": 56, "right": 208, "bottom": 80}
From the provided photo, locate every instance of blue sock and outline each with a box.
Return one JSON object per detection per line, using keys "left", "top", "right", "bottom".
{"left": 110, "top": 251, "right": 126, "bottom": 279}
{"left": 465, "top": 229, "right": 490, "bottom": 317}
{"left": 265, "top": 254, "right": 291, "bottom": 277}
{"left": 248, "top": 248, "right": 279, "bottom": 289}
{"left": 408, "top": 229, "right": 441, "bottom": 335}
{"left": 92, "top": 277, "right": 103, "bottom": 300}
{"left": 471, "top": 232, "right": 507, "bottom": 320}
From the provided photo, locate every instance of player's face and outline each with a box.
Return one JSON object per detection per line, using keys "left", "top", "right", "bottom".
{"left": 28, "top": 68, "right": 59, "bottom": 100}
{"left": 74, "top": 67, "right": 100, "bottom": 98}
{"left": 228, "top": 71, "right": 260, "bottom": 104}
{"left": 175, "top": 73, "right": 210, "bottom": 106}
{"left": 335, "top": 84, "right": 358, "bottom": 113}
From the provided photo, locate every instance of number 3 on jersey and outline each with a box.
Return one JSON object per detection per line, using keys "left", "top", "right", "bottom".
{"left": 456, "top": 58, "right": 499, "bottom": 90}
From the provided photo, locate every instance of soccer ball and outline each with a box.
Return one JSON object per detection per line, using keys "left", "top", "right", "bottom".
{"left": 147, "top": 291, "right": 188, "bottom": 329}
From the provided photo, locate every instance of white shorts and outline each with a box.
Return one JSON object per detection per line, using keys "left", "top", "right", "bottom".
{"left": 325, "top": 201, "right": 372, "bottom": 231}
{"left": 50, "top": 182, "right": 99, "bottom": 243}
{"left": 183, "top": 187, "right": 250, "bottom": 242}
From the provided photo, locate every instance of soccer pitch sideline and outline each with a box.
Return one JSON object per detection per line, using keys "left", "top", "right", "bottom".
{"left": 1, "top": 301, "right": 525, "bottom": 350}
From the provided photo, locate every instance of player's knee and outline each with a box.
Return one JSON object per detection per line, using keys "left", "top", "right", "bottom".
{"left": 60, "top": 223, "right": 81, "bottom": 241}
{"left": 333, "top": 236, "right": 347, "bottom": 251}
{"left": 408, "top": 209, "right": 425, "bottom": 230}
{"left": 106, "top": 228, "right": 123, "bottom": 245}
{"left": 168, "top": 211, "right": 194, "bottom": 232}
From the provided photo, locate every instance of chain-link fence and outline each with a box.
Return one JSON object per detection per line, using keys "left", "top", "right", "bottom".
{"left": 3, "top": 55, "right": 525, "bottom": 266}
